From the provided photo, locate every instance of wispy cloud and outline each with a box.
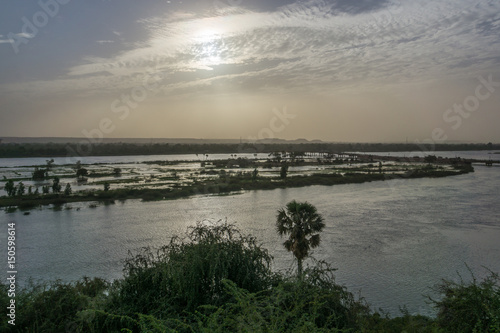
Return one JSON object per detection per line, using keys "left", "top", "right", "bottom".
{"left": 0, "top": 32, "right": 35, "bottom": 44}
{"left": 96, "top": 40, "right": 115, "bottom": 44}
{"left": 2, "top": 0, "right": 500, "bottom": 98}
{"left": 16, "top": 32, "right": 35, "bottom": 39}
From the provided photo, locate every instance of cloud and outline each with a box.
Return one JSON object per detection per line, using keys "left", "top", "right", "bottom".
{"left": 0, "top": 32, "right": 35, "bottom": 44}
{"left": 96, "top": 40, "right": 115, "bottom": 44}
{"left": 328, "top": 0, "right": 392, "bottom": 14}
{"left": 15, "top": 32, "right": 35, "bottom": 39}
{"left": 2, "top": 0, "right": 500, "bottom": 99}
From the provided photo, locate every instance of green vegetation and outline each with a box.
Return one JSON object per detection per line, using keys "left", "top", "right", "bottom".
{"left": 76, "top": 168, "right": 88, "bottom": 179}
{"left": 276, "top": 200, "right": 325, "bottom": 276}
{"left": 1, "top": 222, "right": 498, "bottom": 332}
{"left": 115, "top": 223, "right": 274, "bottom": 316}
{"left": 113, "top": 167, "right": 122, "bottom": 176}
{"left": 31, "top": 167, "right": 48, "bottom": 180}
{"left": 16, "top": 182, "right": 25, "bottom": 196}
{"left": 4, "top": 180, "right": 15, "bottom": 197}
{"left": 431, "top": 268, "right": 500, "bottom": 332}
{"left": 51, "top": 177, "right": 62, "bottom": 193}
{"left": 64, "top": 183, "right": 72, "bottom": 196}
{"left": 280, "top": 163, "right": 289, "bottom": 179}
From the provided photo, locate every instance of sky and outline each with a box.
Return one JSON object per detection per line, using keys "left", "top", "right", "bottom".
{"left": 0, "top": 0, "right": 499, "bottom": 143}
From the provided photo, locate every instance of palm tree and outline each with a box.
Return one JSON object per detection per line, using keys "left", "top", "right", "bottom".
{"left": 276, "top": 200, "right": 325, "bottom": 277}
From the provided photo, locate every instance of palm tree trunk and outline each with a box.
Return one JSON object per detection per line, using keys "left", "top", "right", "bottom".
{"left": 297, "top": 258, "right": 303, "bottom": 278}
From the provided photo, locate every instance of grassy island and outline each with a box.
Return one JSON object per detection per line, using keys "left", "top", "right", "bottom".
{"left": 0, "top": 155, "right": 474, "bottom": 210}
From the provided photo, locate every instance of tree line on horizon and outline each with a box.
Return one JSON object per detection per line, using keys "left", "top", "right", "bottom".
{"left": 0, "top": 142, "right": 498, "bottom": 158}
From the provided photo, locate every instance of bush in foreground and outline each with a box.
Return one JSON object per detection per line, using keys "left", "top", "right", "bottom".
{"left": 430, "top": 269, "right": 500, "bottom": 332}
{"left": 1, "top": 277, "right": 108, "bottom": 332}
{"left": 105, "top": 222, "right": 275, "bottom": 319}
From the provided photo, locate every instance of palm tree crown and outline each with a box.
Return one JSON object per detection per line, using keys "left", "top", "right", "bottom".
{"left": 276, "top": 200, "right": 325, "bottom": 276}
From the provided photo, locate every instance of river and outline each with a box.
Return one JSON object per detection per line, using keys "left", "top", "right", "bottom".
{"left": 1, "top": 152, "right": 500, "bottom": 316}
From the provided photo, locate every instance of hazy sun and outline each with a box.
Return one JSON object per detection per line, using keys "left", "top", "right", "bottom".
{"left": 194, "top": 29, "right": 220, "bottom": 43}
{"left": 193, "top": 29, "right": 224, "bottom": 68}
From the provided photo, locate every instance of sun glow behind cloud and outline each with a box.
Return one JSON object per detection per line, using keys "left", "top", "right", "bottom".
{"left": 192, "top": 29, "right": 224, "bottom": 69}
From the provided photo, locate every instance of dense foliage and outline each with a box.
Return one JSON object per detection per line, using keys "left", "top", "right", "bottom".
{"left": 1, "top": 223, "right": 499, "bottom": 332}
{"left": 109, "top": 222, "right": 275, "bottom": 317}
{"left": 431, "top": 269, "right": 500, "bottom": 332}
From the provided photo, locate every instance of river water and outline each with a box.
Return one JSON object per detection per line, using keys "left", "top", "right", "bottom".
{"left": 1, "top": 152, "right": 500, "bottom": 316}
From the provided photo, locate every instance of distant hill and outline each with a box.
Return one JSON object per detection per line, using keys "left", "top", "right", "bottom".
{"left": 0, "top": 137, "right": 324, "bottom": 144}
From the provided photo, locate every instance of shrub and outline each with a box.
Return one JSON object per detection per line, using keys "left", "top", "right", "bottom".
{"left": 0, "top": 283, "right": 11, "bottom": 332}
{"left": 13, "top": 277, "right": 108, "bottom": 333}
{"left": 107, "top": 222, "right": 274, "bottom": 318}
{"left": 32, "top": 167, "right": 48, "bottom": 180}
{"left": 194, "top": 261, "right": 370, "bottom": 332}
{"left": 431, "top": 269, "right": 500, "bottom": 332}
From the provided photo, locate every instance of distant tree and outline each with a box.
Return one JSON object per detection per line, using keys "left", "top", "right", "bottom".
{"left": 280, "top": 164, "right": 289, "bottom": 179}
{"left": 424, "top": 155, "right": 437, "bottom": 163}
{"left": 46, "top": 158, "right": 55, "bottom": 170}
{"left": 276, "top": 200, "right": 325, "bottom": 277}
{"left": 52, "top": 177, "right": 61, "bottom": 193}
{"left": 4, "top": 180, "right": 15, "bottom": 197}
{"left": 42, "top": 186, "right": 50, "bottom": 194}
{"left": 252, "top": 168, "right": 259, "bottom": 182}
{"left": 32, "top": 167, "right": 48, "bottom": 180}
{"left": 291, "top": 151, "right": 305, "bottom": 163}
{"left": 270, "top": 152, "right": 282, "bottom": 163}
{"left": 64, "top": 183, "right": 72, "bottom": 196}
{"left": 34, "top": 187, "right": 39, "bottom": 195}
{"left": 103, "top": 182, "right": 110, "bottom": 191}
{"left": 17, "top": 182, "right": 25, "bottom": 196}
{"left": 76, "top": 168, "right": 88, "bottom": 179}
{"left": 28, "top": 186, "right": 33, "bottom": 195}
{"left": 113, "top": 168, "right": 122, "bottom": 176}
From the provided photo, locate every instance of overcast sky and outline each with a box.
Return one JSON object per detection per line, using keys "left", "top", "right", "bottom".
{"left": 1, "top": 0, "right": 499, "bottom": 142}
